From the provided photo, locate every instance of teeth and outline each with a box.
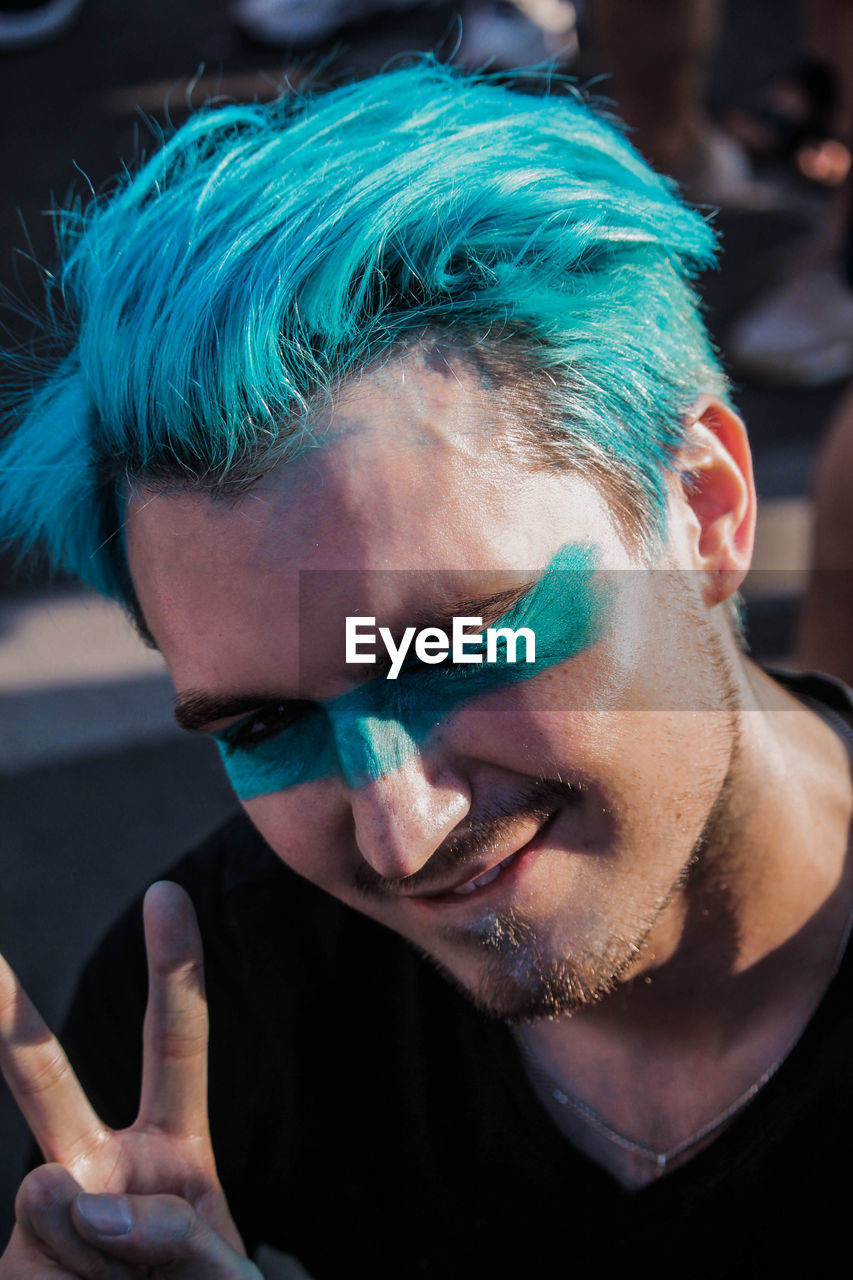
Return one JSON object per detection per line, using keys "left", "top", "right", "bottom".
{"left": 451, "top": 850, "right": 520, "bottom": 896}
{"left": 472, "top": 864, "right": 501, "bottom": 889}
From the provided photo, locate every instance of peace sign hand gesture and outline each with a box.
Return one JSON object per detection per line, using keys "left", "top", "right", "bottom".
{"left": 0, "top": 881, "right": 261, "bottom": 1278}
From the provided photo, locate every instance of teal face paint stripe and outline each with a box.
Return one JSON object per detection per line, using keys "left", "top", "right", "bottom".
{"left": 214, "top": 542, "right": 611, "bottom": 799}
{"left": 217, "top": 707, "right": 336, "bottom": 798}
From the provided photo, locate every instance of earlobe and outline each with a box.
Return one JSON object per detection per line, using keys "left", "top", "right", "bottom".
{"left": 675, "top": 396, "right": 757, "bottom": 606}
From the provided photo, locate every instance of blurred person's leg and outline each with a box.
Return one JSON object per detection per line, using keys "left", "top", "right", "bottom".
{"left": 797, "top": 381, "right": 853, "bottom": 683}
{"left": 587, "top": 0, "right": 765, "bottom": 206}
{"left": 727, "top": 0, "right": 853, "bottom": 386}
{"left": 791, "top": 0, "right": 853, "bottom": 184}
{"left": 725, "top": 189, "right": 853, "bottom": 385}
{"left": 725, "top": 1, "right": 853, "bottom": 186}
{"left": 803, "top": 0, "right": 853, "bottom": 140}
{"left": 737, "top": 5, "right": 853, "bottom": 663}
{"left": 588, "top": 0, "right": 731, "bottom": 185}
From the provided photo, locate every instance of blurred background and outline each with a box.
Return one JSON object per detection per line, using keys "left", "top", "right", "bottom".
{"left": 1, "top": 0, "right": 850, "bottom": 1259}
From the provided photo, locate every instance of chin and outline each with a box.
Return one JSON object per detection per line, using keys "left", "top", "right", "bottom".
{"left": 419, "top": 906, "right": 643, "bottom": 1023}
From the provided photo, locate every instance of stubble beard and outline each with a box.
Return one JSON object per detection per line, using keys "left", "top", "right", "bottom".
{"left": 429, "top": 630, "right": 743, "bottom": 1024}
{"left": 432, "top": 774, "right": 736, "bottom": 1024}
{"left": 430, "top": 891, "right": 669, "bottom": 1023}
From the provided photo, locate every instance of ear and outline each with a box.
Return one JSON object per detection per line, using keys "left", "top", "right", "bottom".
{"left": 672, "top": 396, "right": 757, "bottom": 606}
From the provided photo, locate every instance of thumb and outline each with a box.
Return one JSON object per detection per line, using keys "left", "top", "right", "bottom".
{"left": 72, "top": 1191, "right": 262, "bottom": 1279}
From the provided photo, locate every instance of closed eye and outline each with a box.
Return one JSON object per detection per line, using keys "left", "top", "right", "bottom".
{"left": 220, "top": 700, "right": 316, "bottom": 753}
{"left": 398, "top": 643, "right": 490, "bottom": 680}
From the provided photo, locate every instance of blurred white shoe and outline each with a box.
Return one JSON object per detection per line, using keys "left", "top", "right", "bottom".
{"left": 0, "top": 0, "right": 85, "bottom": 50}
{"left": 231, "top": 0, "right": 425, "bottom": 47}
{"left": 727, "top": 262, "right": 853, "bottom": 386}
{"left": 456, "top": 0, "right": 577, "bottom": 70}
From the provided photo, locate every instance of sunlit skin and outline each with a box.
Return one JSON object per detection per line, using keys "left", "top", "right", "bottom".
{"left": 122, "top": 352, "right": 853, "bottom": 1185}
{"left": 127, "top": 358, "right": 734, "bottom": 1009}
{"left": 0, "top": 883, "right": 262, "bottom": 1275}
{"left": 1, "top": 350, "right": 850, "bottom": 1264}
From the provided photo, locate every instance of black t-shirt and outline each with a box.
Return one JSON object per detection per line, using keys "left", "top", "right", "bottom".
{"left": 61, "top": 672, "right": 853, "bottom": 1279}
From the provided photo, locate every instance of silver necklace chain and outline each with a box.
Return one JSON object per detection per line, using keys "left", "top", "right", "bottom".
{"left": 512, "top": 886, "right": 853, "bottom": 1171}
{"left": 530, "top": 1049, "right": 788, "bottom": 1170}
{"left": 513, "top": 682, "right": 853, "bottom": 1171}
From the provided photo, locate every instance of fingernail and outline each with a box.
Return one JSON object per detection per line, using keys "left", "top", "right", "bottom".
{"left": 76, "top": 1193, "right": 134, "bottom": 1236}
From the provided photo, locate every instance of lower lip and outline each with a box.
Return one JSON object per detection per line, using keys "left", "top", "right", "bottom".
{"left": 406, "top": 810, "right": 560, "bottom": 912}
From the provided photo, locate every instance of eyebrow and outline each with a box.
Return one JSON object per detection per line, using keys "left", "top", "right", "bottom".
{"left": 174, "top": 579, "right": 539, "bottom": 732}
{"left": 420, "top": 581, "right": 537, "bottom": 633}
{"left": 173, "top": 690, "right": 301, "bottom": 733}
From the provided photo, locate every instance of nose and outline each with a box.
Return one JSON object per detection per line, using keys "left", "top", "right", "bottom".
{"left": 348, "top": 752, "right": 471, "bottom": 881}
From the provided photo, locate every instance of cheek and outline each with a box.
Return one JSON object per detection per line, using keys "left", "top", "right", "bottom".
{"left": 437, "top": 648, "right": 614, "bottom": 772}
{"left": 449, "top": 683, "right": 734, "bottom": 841}
{"left": 243, "top": 784, "right": 354, "bottom": 890}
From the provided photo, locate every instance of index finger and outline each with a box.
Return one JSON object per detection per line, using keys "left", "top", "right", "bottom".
{"left": 0, "top": 950, "right": 107, "bottom": 1168}
{"left": 138, "top": 881, "right": 210, "bottom": 1139}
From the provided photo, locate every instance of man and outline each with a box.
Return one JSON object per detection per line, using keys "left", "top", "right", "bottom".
{"left": 0, "top": 62, "right": 851, "bottom": 1278}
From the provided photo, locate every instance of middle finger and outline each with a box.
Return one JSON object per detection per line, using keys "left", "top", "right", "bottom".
{"left": 137, "top": 882, "right": 211, "bottom": 1140}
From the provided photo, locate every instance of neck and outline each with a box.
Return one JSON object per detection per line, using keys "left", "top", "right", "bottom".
{"left": 607, "top": 662, "right": 851, "bottom": 1018}
{"left": 517, "top": 661, "right": 853, "bottom": 1158}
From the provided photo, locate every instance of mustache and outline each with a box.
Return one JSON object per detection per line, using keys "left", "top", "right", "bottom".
{"left": 354, "top": 776, "right": 583, "bottom": 898}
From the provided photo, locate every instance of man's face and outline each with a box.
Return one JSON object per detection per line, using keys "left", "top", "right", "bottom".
{"left": 127, "top": 353, "right": 739, "bottom": 1020}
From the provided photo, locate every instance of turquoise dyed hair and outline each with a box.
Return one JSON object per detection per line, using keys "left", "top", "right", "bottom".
{"left": 0, "top": 59, "right": 727, "bottom": 603}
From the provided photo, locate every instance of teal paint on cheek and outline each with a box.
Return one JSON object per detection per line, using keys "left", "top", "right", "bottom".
{"left": 214, "top": 705, "right": 336, "bottom": 799}
{"left": 214, "top": 542, "right": 611, "bottom": 799}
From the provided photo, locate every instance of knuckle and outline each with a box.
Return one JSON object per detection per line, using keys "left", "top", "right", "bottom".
{"left": 0, "top": 1008, "right": 53, "bottom": 1070}
{"left": 15, "top": 1048, "right": 70, "bottom": 1098}
{"left": 149, "top": 955, "right": 204, "bottom": 989}
{"left": 62, "top": 1125, "right": 112, "bottom": 1173}
{"left": 148, "top": 1010, "right": 208, "bottom": 1060}
{"left": 143, "top": 1194, "right": 209, "bottom": 1259}
{"left": 163, "top": 1193, "right": 198, "bottom": 1244}
{"left": 147, "top": 1028, "right": 204, "bottom": 1063}
{"left": 0, "top": 984, "right": 17, "bottom": 1025}
{"left": 16, "top": 1164, "right": 75, "bottom": 1217}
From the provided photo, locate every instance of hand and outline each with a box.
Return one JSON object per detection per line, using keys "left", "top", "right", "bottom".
{"left": 0, "top": 881, "right": 261, "bottom": 1277}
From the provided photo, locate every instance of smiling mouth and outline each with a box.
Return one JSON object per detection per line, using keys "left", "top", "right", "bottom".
{"left": 406, "top": 808, "right": 561, "bottom": 904}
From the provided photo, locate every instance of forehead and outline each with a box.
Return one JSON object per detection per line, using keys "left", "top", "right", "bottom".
{"left": 125, "top": 353, "right": 631, "bottom": 690}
